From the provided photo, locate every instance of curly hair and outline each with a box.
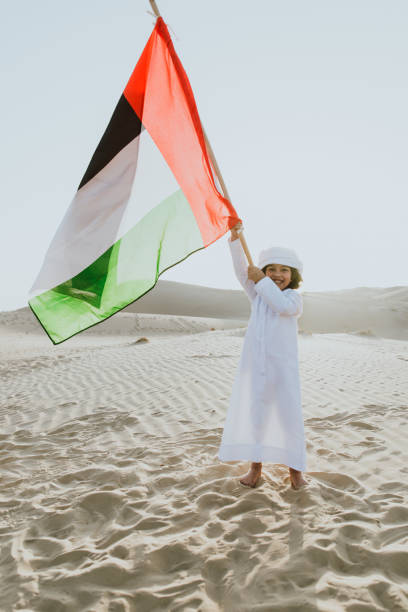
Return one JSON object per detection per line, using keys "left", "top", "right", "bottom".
{"left": 261, "top": 265, "right": 303, "bottom": 290}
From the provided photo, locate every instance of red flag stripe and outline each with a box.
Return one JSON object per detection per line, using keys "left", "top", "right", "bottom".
{"left": 123, "top": 17, "right": 240, "bottom": 246}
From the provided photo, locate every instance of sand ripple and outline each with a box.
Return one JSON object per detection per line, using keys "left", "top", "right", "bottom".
{"left": 0, "top": 317, "right": 408, "bottom": 610}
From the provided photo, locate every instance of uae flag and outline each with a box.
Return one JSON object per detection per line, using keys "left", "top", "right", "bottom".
{"left": 29, "top": 17, "right": 240, "bottom": 344}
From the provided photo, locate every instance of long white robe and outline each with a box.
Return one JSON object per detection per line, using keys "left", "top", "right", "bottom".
{"left": 218, "top": 238, "right": 307, "bottom": 471}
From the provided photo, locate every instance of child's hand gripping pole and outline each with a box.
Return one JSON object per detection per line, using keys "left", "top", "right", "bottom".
{"left": 238, "top": 228, "right": 253, "bottom": 266}
{"left": 230, "top": 223, "right": 254, "bottom": 266}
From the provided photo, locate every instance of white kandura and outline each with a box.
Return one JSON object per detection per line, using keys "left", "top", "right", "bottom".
{"left": 218, "top": 238, "right": 306, "bottom": 471}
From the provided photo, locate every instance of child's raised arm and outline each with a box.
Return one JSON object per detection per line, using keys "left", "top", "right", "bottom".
{"left": 229, "top": 224, "right": 257, "bottom": 302}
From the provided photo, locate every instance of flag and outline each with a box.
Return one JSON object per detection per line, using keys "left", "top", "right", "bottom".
{"left": 28, "top": 17, "right": 240, "bottom": 344}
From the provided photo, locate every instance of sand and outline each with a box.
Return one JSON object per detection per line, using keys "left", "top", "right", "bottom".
{"left": 1, "top": 282, "right": 408, "bottom": 611}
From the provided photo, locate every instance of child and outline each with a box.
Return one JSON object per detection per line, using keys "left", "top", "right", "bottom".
{"left": 218, "top": 223, "right": 307, "bottom": 490}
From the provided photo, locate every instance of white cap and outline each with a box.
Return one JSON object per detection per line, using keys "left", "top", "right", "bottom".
{"left": 258, "top": 246, "right": 303, "bottom": 274}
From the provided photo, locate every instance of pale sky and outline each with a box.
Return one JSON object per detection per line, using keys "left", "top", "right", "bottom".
{"left": 1, "top": 0, "right": 407, "bottom": 311}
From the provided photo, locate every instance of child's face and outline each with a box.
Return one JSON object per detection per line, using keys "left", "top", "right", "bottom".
{"left": 264, "top": 264, "right": 291, "bottom": 290}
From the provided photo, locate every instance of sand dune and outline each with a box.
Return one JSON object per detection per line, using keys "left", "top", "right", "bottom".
{"left": 124, "top": 279, "right": 251, "bottom": 319}
{"left": 125, "top": 280, "right": 408, "bottom": 341}
{"left": 1, "top": 282, "right": 407, "bottom": 610}
{"left": 4, "top": 280, "right": 407, "bottom": 342}
{"left": 300, "top": 285, "right": 408, "bottom": 341}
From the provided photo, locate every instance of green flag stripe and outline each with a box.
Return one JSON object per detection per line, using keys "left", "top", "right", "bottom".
{"left": 29, "top": 190, "right": 204, "bottom": 344}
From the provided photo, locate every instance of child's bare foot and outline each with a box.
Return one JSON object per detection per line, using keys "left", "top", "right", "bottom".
{"left": 289, "top": 467, "right": 307, "bottom": 490}
{"left": 239, "top": 462, "right": 262, "bottom": 488}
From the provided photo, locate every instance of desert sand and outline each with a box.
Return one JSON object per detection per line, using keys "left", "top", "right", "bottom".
{"left": 1, "top": 280, "right": 408, "bottom": 611}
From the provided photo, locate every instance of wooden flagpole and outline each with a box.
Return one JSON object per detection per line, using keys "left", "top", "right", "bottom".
{"left": 148, "top": 0, "right": 254, "bottom": 266}
{"left": 148, "top": 0, "right": 160, "bottom": 17}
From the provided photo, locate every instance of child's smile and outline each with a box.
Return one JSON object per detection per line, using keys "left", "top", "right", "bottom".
{"left": 264, "top": 264, "right": 291, "bottom": 290}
